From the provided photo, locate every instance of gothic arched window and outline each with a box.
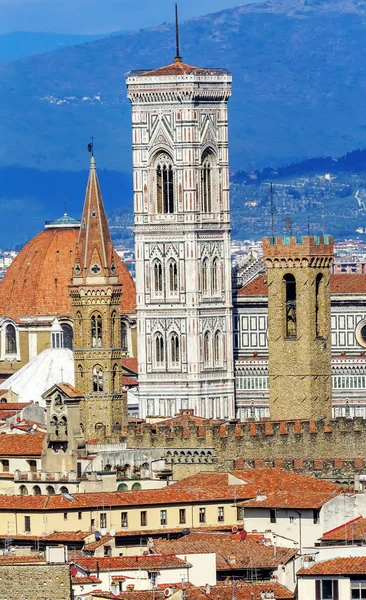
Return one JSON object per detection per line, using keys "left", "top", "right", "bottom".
{"left": 316, "top": 273, "right": 325, "bottom": 338}
{"left": 202, "top": 259, "right": 209, "bottom": 295}
{"left": 5, "top": 324, "right": 16, "bottom": 354}
{"left": 201, "top": 152, "right": 213, "bottom": 213}
{"left": 153, "top": 260, "right": 163, "bottom": 295}
{"left": 91, "top": 314, "right": 102, "bottom": 347}
{"left": 121, "top": 322, "right": 128, "bottom": 352}
{"left": 111, "top": 311, "right": 118, "bottom": 347}
{"left": 156, "top": 155, "right": 174, "bottom": 214}
{"left": 112, "top": 364, "right": 119, "bottom": 393}
{"left": 204, "top": 331, "right": 211, "bottom": 365}
{"left": 155, "top": 334, "right": 164, "bottom": 366}
{"left": 61, "top": 323, "right": 73, "bottom": 350}
{"left": 169, "top": 260, "right": 178, "bottom": 294}
{"left": 170, "top": 332, "right": 180, "bottom": 365}
{"left": 214, "top": 331, "right": 222, "bottom": 364}
{"left": 93, "top": 365, "right": 104, "bottom": 392}
{"left": 212, "top": 258, "right": 220, "bottom": 294}
{"left": 283, "top": 274, "right": 297, "bottom": 338}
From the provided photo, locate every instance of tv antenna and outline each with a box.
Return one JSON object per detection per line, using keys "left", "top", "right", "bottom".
{"left": 87, "top": 136, "right": 94, "bottom": 156}
{"left": 270, "top": 182, "right": 275, "bottom": 239}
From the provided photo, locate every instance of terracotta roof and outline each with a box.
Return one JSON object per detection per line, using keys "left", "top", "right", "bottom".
{"left": 151, "top": 409, "right": 222, "bottom": 431}
{"left": 320, "top": 516, "right": 366, "bottom": 543}
{"left": 0, "top": 431, "right": 45, "bottom": 456}
{"left": 122, "top": 377, "right": 138, "bottom": 387}
{"left": 153, "top": 532, "right": 297, "bottom": 570}
{"left": 237, "top": 273, "right": 366, "bottom": 297}
{"left": 122, "top": 358, "right": 138, "bottom": 374}
{"left": 298, "top": 556, "right": 366, "bottom": 575}
{"left": 75, "top": 554, "right": 190, "bottom": 572}
{"left": 84, "top": 533, "right": 112, "bottom": 551}
{"left": 72, "top": 576, "right": 101, "bottom": 584}
{"left": 238, "top": 490, "right": 338, "bottom": 510}
{"left": 114, "top": 525, "right": 234, "bottom": 538}
{"left": 0, "top": 229, "right": 135, "bottom": 319}
{"left": 45, "top": 530, "right": 89, "bottom": 541}
{"left": 52, "top": 383, "right": 83, "bottom": 398}
{"left": 0, "top": 555, "right": 44, "bottom": 564}
{"left": 139, "top": 60, "right": 226, "bottom": 77}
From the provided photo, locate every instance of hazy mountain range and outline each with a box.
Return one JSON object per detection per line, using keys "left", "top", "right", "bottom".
{"left": 1, "top": 0, "right": 366, "bottom": 246}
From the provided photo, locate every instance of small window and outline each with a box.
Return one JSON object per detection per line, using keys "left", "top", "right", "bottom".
{"left": 5, "top": 324, "right": 16, "bottom": 354}
{"left": 28, "top": 460, "right": 37, "bottom": 473}
{"left": 218, "top": 506, "right": 224, "bottom": 522}
{"left": 199, "top": 507, "right": 206, "bottom": 523}
{"left": 100, "top": 512, "right": 107, "bottom": 528}
{"left": 33, "top": 485, "right": 41, "bottom": 496}
{"left": 93, "top": 366, "right": 104, "bottom": 392}
{"left": 61, "top": 323, "right": 73, "bottom": 350}
{"left": 141, "top": 511, "right": 147, "bottom": 527}
{"left": 78, "top": 512, "right": 82, "bottom": 520}
{"left": 64, "top": 512, "right": 68, "bottom": 521}
{"left": 121, "top": 322, "right": 128, "bottom": 351}
{"left": 91, "top": 518, "right": 95, "bottom": 530}
{"left": 236, "top": 507, "right": 243, "bottom": 521}
{"left": 160, "top": 509, "right": 167, "bottom": 526}
{"left": 1, "top": 460, "right": 9, "bottom": 473}
{"left": 179, "top": 509, "right": 186, "bottom": 525}
{"left": 204, "top": 331, "right": 211, "bottom": 365}
{"left": 313, "top": 509, "right": 320, "bottom": 525}
{"left": 24, "top": 516, "right": 31, "bottom": 533}
{"left": 284, "top": 274, "right": 296, "bottom": 338}
{"left": 19, "top": 485, "right": 28, "bottom": 496}
{"left": 46, "top": 485, "right": 55, "bottom": 495}
{"left": 270, "top": 509, "right": 277, "bottom": 524}
{"left": 121, "top": 512, "right": 128, "bottom": 528}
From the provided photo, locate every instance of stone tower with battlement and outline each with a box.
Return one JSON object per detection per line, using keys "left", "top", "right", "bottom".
{"left": 126, "top": 56, "right": 235, "bottom": 419}
{"left": 263, "top": 235, "right": 334, "bottom": 421}
{"left": 70, "top": 156, "right": 127, "bottom": 441}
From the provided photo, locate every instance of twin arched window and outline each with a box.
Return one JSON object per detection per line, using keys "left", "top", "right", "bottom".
{"left": 91, "top": 314, "right": 102, "bottom": 347}
{"left": 155, "top": 334, "right": 164, "bottom": 365}
{"left": 154, "top": 261, "right": 163, "bottom": 295}
{"left": 93, "top": 366, "right": 104, "bottom": 392}
{"left": 204, "top": 330, "right": 223, "bottom": 366}
{"left": 156, "top": 155, "right": 174, "bottom": 214}
{"left": 204, "top": 332, "right": 211, "bottom": 364}
{"left": 5, "top": 324, "right": 16, "bottom": 354}
{"left": 154, "top": 332, "right": 180, "bottom": 367}
{"left": 170, "top": 333, "right": 180, "bottom": 364}
{"left": 169, "top": 260, "right": 178, "bottom": 294}
{"left": 202, "top": 258, "right": 221, "bottom": 295}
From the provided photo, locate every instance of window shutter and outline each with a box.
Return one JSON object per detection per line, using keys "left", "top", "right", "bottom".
{"left": 315, "top": 580, "right": 321, "bottom": 600}
{"left": 333, "top": 580, "right": 339, "bottom": 600}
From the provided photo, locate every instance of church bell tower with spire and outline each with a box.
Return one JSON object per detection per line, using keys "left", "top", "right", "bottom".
{"left": 70, "top": 155, "right": 127, "bottom": 441}
{"left": 126, "top": 10, "right": 235, "bottom": 419}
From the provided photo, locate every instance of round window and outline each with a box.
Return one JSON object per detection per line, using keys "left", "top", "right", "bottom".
{"left": 355, "top": 320, "right": 366, "bottom": 347}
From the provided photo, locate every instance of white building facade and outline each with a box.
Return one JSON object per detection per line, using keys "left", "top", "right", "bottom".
{"left": 126, "top": 58, "right": 235, "bottom": 419}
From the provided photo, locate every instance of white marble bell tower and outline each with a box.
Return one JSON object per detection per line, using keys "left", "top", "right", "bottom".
{"left": 126, "top": 43, "right": 235, "bottom": 419}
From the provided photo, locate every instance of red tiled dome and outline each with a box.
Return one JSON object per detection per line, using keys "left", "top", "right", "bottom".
{"left": 0, "top": 227, "right": 136, "bottom": 320}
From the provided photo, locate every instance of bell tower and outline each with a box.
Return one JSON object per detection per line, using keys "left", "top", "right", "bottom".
{"left": 70, "top": 155, "right": 127, "bottom": 441}
{"left": 126, "top": 38, "right": 235, "bottom": 418}
{"left": 263, "top": 235, "right": 334, "bottom": 421}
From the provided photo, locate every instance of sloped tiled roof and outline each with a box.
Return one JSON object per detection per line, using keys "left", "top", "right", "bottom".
{"left": 153, "top": 531, "right": 297, "bottom": 570}
{"left": 139, "top": 61, "right": 227, "bottom": 77}
{"left": 75, "top": 554, "right": 190, "bottom": 572}
{"left": 320, "top": 516, "right": 366, "bottom": 543}
{"left": 0, "top": 431, "right": 45, "bottom": 456}
{"left": 237, "top": 273, "right": 366, "bottom": 297}
{"left": 298, "top": 556, "right": 366, "bottom": 575}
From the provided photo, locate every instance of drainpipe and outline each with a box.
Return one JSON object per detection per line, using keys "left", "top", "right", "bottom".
{"left": 294, "top": 511, "right": 302, "bottom": 555}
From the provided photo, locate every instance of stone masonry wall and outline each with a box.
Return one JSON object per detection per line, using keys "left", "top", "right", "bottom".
{"left": 0, "top": 564, "right": 71, "bottom": 600}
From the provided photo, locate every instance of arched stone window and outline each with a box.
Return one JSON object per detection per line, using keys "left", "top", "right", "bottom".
{"left": 202, "top": 258, "right": 209, "bottom": 295}
{"left": 112, "top": 364, "right": 119, "bottom": 393}
{"left": 61, "top": 323, "right": 73, "bottom": 349}
{"left": 78, "top": 364, "right": 83, "bottom": 379}
{"left": 212, "top": 258, "right": 220, "bottom": 294}
{"left": 60, "top": 486, "right": 69, "bottom": 495}
{"left": 283, "top": 274, "right": 297, "bottom": 338}
{"left": 121, "top": 322, "right": 128, "bottom": 352}
{"left": 153, "top": 260, "right": 163, "bottom": 295}
{"left": 93, "top": 366, "right": 104, "bottom": 392}
{"left": 19, "top": 485, "right": 28, "bottom": 495}
{"left": 214, "top": 330, "right": 222, "bottom": 364}
{"left": 91, "top": 314, "right": 102, "bottom": 348}
{"left": 132, "top": 482, "right": 142, "bottom": 491}
{"left": 168, "top": 259, "right": 178, "bottom": 294}
{"left": 315, "top": 273, "right": 326, "bottom": 338}
{"left": 204, "top": 331, "right": 211, "bottom": 365}
{"left": 201, "top": 151, "right": 214, "bottom": 213}
{"left": 5, "top": 324, "right": 16, "bottom": 354}
{"left": 170, "top": 332, "right": 180, "bottom": 365}
{"left": 46, "top": 485, "right": 55, "bottom": 495}
{"left": 155, "top": 333, "right": 164, "bottom": 366}
{"left": 33, "top": 485, "right": 41, "bottom": 495}
{"left": 156, "top": 155, "right": 174, "bottom": 214}
{"left": 111, "top": 311, "right": 118, "bottom": 347}
{"left": 117, "top": 483, "right": 128, "bottom": 492}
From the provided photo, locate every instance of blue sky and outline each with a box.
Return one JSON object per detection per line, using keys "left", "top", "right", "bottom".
{"left": 0, "top": 0, "right": 260, "bottom": 34}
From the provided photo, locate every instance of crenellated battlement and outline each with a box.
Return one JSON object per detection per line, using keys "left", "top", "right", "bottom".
{"left": 263, "top": 235, "right": 334, "bottom": 265}
{"left": 126, "top": 417, "right": 366, "bottom": 466}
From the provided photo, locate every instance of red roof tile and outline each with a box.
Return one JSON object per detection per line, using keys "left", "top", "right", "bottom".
{"left": 153, "top": 532, "right": 297, "bottom": 570}
{"left": 0, "top": 432, "right": 45, "bottom": 457}
{"left": 75, "top": 555, "right": 189, "bottom": 572}
{"left": 237, "top": 273, "right": 366, "bottom": 297}
{"left": 140, "top": 61, "right": 226, "bottom": 77}
{"left": 321, "top": 516, "right": 366, "bottom": 542}
{"left": 122, "top": 358, "right": 138, "bottom": 374}
{"left": 298, "top": 556, "right": 366, "bottom": 575}
{"left": 0, "top": 555, "right": 44, "bottom": 564}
